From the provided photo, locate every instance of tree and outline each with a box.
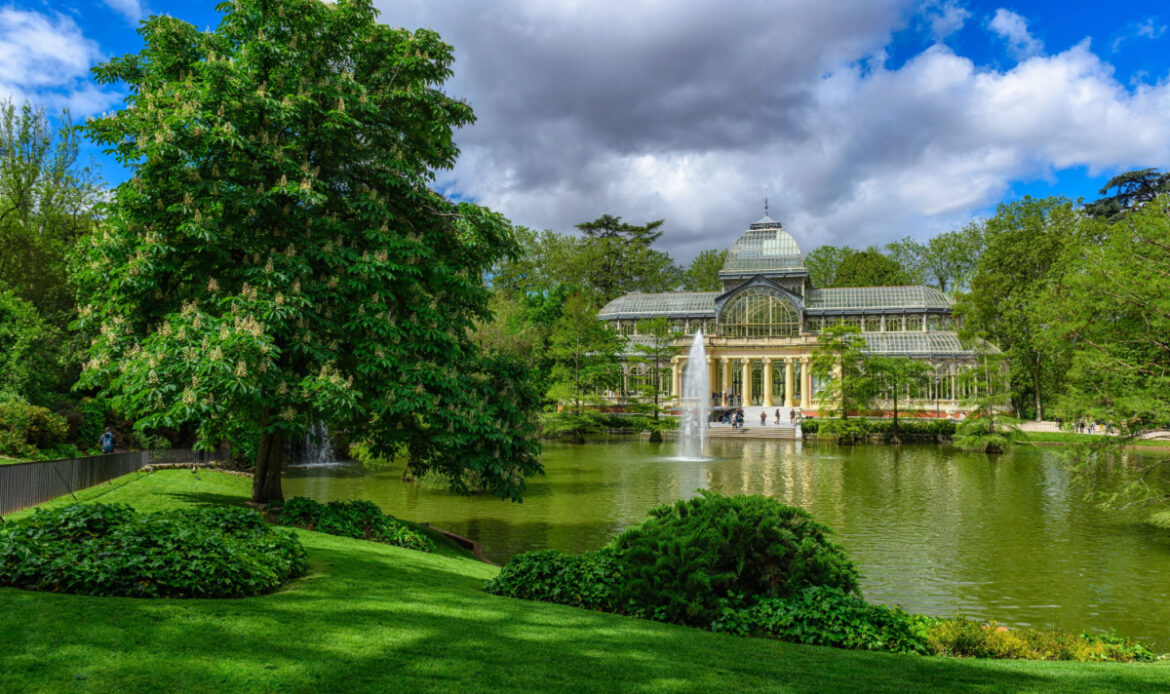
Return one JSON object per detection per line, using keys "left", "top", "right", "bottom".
{"left": 804, "top": 245, "right": 853, "bottom": 288}
{"left": 882, "top": 237, "right": 926, "bottom": 285}
{"left": 919, "top": 224, "right": 984, "bottom": 293}
{"left": 0, "top": 100, "right": 101, "bottom": 321}
{"left": 810, "top": 322, "right": 874, "bottom": 421}
{"left": 867, "top": 356, "right": 931, "bottom": 441}
{"left": 682, "top": 249, "right": 727, "bottom": 291}
{"left": 544, "top": 293, "right": 623, "bottom": 442}
{"left": 958, "top": 196, "right": 1085, "bottom": 420}
{"left": 0, "top": 286, "right": 60, "bottom": 404}
{"left": 1084, "top": 168, "right": 1170, "bottom": 220}
{"left": 831, "top": 248, "right": 912, "bottom": 287}
{"left": 576, "top": 214, "right": 681, "bottom": 303}
{"left": 631, "top": 316, "right": 680, "bottom": 442}
{"left": 952, "top": 350, "right": 1019, "bottom": 454}
{"left": 76, "top": 0, "right": 541, "bottom": 502}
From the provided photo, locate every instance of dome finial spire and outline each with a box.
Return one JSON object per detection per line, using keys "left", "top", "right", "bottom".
{"left": 764, "top": 186, "right": 769, "bottom": 217}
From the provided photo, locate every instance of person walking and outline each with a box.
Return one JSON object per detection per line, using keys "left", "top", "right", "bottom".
{"left": 760, "top": 411, "right": 767, "bottom": 427}
{"left": 774, "top": 408, "right": 781, "bottom": 424}
{"left": 99, "top": 427, "right": 116, "bottom": 454}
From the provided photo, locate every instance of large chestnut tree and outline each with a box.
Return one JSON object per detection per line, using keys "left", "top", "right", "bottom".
{"left": 76, "top": 0, "right": 541, "bottom": 502}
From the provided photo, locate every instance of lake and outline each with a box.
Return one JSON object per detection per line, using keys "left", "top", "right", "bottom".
{"left": 284, "top": 438, "right": 1170, "bottom": 648}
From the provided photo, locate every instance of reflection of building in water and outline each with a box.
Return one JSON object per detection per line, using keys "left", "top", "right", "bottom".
{"left": 599, "top": 213, "right": 1001, "bottom": 415}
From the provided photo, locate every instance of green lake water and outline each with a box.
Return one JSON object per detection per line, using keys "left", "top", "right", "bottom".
{"left": 284, "top": 438, "right": 1170, "bottom": 648}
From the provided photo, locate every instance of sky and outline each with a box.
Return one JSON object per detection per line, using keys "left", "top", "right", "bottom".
{"left": 6, "top": 0, "right": 1170, "bottom": 262}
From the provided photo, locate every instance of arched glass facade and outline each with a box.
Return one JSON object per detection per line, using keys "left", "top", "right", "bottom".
{"left": 719, "top": 287, "right": 800, "bottom": 337}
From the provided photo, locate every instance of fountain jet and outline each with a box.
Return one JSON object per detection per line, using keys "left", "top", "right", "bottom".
{"left": 678, "top": 330, "right": 710, "bottom": 460}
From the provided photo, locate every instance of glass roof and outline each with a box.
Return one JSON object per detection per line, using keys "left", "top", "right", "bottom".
{"left": 862, "top": 331, "right": 986, "bottom": 357}
{"left": 720, "top": 219, "right": 805, "bottom": 274}
{"left": 598, "top": 292, "right": 718, "bottom": 319}
{"left": 807, "top": 286, "right": 952, "bottom": 310}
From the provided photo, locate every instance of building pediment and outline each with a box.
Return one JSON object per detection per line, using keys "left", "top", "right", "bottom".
{"left": 714, "top": 275, "right": 805, "bottom": 314}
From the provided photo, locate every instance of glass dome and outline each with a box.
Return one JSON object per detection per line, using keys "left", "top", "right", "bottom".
{"left": 720, "top": 216, "right": 804, "bottom": 275}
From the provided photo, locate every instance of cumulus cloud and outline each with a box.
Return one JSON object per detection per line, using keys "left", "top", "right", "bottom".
{"left": 103, "top": 0, "right": 146, "bottom": 25}
{"left": 988, "top": 8, "right": 1043, "bottom": 60}
{"left": 919, "top": 0, "right": 971, "bottom": 42}
{"left": 0, "top": 8, "right": 119, "bottom": 114}
{"left": 370, "top": 1, "right": 1170, "bottom": 260}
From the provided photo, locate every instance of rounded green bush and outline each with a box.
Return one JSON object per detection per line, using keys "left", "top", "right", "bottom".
{"left": 278, "top": 496, "right": 435, "bottom": 553}
{"left": 610, "top": 491, "right": 859, "bottom": 626}
{"left": 484, "top": 548, "right": 621, "bottom": 611}
{"left": 0, "top": 504, "right": 307, "bottom": 598}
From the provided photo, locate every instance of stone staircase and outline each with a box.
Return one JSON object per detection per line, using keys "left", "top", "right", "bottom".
{"left": 708, "top": 425, "right": 800, "bottom": 440}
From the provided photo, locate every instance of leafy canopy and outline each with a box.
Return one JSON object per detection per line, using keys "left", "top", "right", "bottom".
{"left": 75, "top": 0, "right": 541, "bottom": 501}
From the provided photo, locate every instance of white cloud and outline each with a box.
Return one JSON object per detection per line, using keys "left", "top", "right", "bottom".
{"left": 370, "top": 1, "right": 1170, "bottom": 260}
{"left": 0, "top": 8, "right": 118, "bottom": 114}
{"left": 919, "top": 0, "right": 970, "bottom": 42}
{"left": 988, "top": 8, "right": 1043, "bottom": 59}
{"left": 1113, "top": 17, "right": 1167, "bottom": 52}
{"left": 103, "top": 0, "right": 145, "bottom": 25}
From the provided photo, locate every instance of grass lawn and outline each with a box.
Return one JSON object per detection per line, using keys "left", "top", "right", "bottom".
{"left": 3, "top": 471, "right": 1170, "bottom": 693}
{"left": 1018, "top": 431, "right": 1170, "bottom": 450}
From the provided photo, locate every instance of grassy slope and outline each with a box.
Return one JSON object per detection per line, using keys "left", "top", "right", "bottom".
{"left": 1018, "top": 431, "right": 1170, "bottom": 449}
{"left": 2, "top": 472, "right": 1169, "bottom": 693}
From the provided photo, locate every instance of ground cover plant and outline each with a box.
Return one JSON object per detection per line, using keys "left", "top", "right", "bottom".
{"left": 0, "top": 503, "right": 306, "bottom": 598}
{"left": 3, "top": 470, "right": 1170, "bottom": 693}
{"left": 277, "top": 497, "right": 435, "bottom": 553}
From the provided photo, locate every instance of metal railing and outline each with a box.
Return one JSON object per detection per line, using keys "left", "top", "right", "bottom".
{"left": 1, "top": 451, "right": 148, "bottom": 516}
{"left": 0, "top": 447, "right": 232, "bottom": 516}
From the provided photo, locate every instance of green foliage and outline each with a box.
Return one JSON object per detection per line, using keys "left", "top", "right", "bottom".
{"left": 0, "top": 398, "right": 69, "bottom": 458}
{"left": 539, "top": 409, "right": 611, "bottom": 444}
{"left": 0, "top": 288, "right": 61, "bottom": 406}
{"left": 925, "top": 617, "right": 1155, "bottom": 662}
{"left": 711, "top": 586, "right": 932, "bottom": 655}
{"left": 682, "top": 249, "right": 727, "bottom": 291}
{"left": 545, "top": 293, "right": 623, "bottom": 416}
{"left": 574, "top": 214, "right": 681, "bottom": 303}
{"left": 830, "top": 248, "right": 912, "bottom": 288}
{"left": 611, "top": 491, "right": 860, "bottom": 626}
{"left": 816, "top": 417, "right": 871, "bottom": 445}
{"left": 959, "top": 196, "right": 1086, "bottom": 419}
{"left": 804, "top": 245, "right": 853, "bottom": 288}
{"left": 278, "top": 497, "right": 434, "bottom": 553}
{"left": 0, "top": 503, "right": 306, "bottom": 598}
{"left": 483, "top": 548, "right": 622, "bottom": 611}
{"left": 810, "top": 322, "right": 876, "bottom": 419}
{"left": 75, "top": 399, "right": 107, "bottom": 448}
{"left": 1084, "top": 168, "right": 1170, "bottom": 220}
{"left": 953, "top": 415, "right": 1022, "bottom": 454}
{"left": 75, "top": 0, "right": 542, "bottom": 502}
{"left": 867, "top": 356, "right": 932, "bottom": 435}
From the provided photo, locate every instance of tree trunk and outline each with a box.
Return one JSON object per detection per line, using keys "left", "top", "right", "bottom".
{"left": 1032, "top": 360, "right": 1043, "bottom": 421}
{"left": 252, "top": 428, "right": 286, "bottom": 504}
{"left": 648, "top": 430, "right": 663, "bottom": 443}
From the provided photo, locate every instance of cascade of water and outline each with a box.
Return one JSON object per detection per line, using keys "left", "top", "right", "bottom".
{"left": 678, "top": 330, "right": 710, "bottom": 460}
{"left": 303, "top": 421, "right": 335, "bottom": 465}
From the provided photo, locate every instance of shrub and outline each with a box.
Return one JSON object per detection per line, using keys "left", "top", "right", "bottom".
{"left": 816, "top": 417, "right": 870, "bottom": 445}
{"left": 484, "top": 548, "right": 622, "bottom": 611}
{"left": 278, "top": 497, "right": 435, "bottom": 553}
{"left": 609, "top": 491, "right": 859, "bottom": 625}
{"left": 0, "top": 399, "right": 69, "bottom": 458}
{"left": 925, "top": 617, "right": 1155, "bottom": 662}
{"left": 710, "top": 586, "right": 933, "bottom": 655}
{"left": 0, "top": 504, "right": 307, "bottom": 598}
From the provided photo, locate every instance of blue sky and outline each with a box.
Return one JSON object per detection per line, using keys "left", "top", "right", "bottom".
{"left": 7, "top": 0, "right": 1170, "bottom": 258}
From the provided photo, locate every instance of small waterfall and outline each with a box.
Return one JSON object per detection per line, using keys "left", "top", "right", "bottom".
{"left": 302, "top": 421, "right": 335, "bottom": 465}
{"left": 678, "top": 330, "right": 710, "bottom": 460}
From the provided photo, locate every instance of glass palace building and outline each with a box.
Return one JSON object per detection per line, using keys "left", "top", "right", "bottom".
{"left": 598, "top": 215, "right": 993, "bottom": 413}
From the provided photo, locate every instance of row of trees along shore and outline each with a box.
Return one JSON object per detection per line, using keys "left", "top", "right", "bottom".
{"left": 1, "top": 0, "right": 1168, "bottom": 504}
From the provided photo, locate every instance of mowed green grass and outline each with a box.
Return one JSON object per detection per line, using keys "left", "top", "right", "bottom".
{"left": 3, "top": 471, "right": 1170, "bottom": 693}
{"left": 1018, "top": 431, "right": 1170, "bottom": 449}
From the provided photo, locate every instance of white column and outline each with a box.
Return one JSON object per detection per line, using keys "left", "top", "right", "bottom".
{"left": 742, "top": 358, "right": 752, "bottom": 406}
{"left": 671, "top": 357, "right": 682, "bottom": 398}
{"left": 801, "top": 356, "right": 811, "bottom": 408}
{"left": 762, "top": 357, "right": 773, "bottom": 408}
{"left": 721, "top": 358, "right": 732, "bottom": 406}
{"left": 784, "top": 357, "right": 795, "bottom": 408}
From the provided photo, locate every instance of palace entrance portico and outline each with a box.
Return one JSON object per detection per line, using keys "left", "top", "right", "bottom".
{"left": 669, "top": 336, "right": 819, "bottom": 410}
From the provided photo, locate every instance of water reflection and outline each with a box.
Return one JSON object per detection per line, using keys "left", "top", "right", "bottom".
{"left": 283, "top": 438, "right": 1170, "bottom": 648}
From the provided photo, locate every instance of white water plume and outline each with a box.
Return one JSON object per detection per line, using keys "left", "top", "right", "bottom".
{"left": 678, "top": 330, "right": 710, "bottom": 460}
